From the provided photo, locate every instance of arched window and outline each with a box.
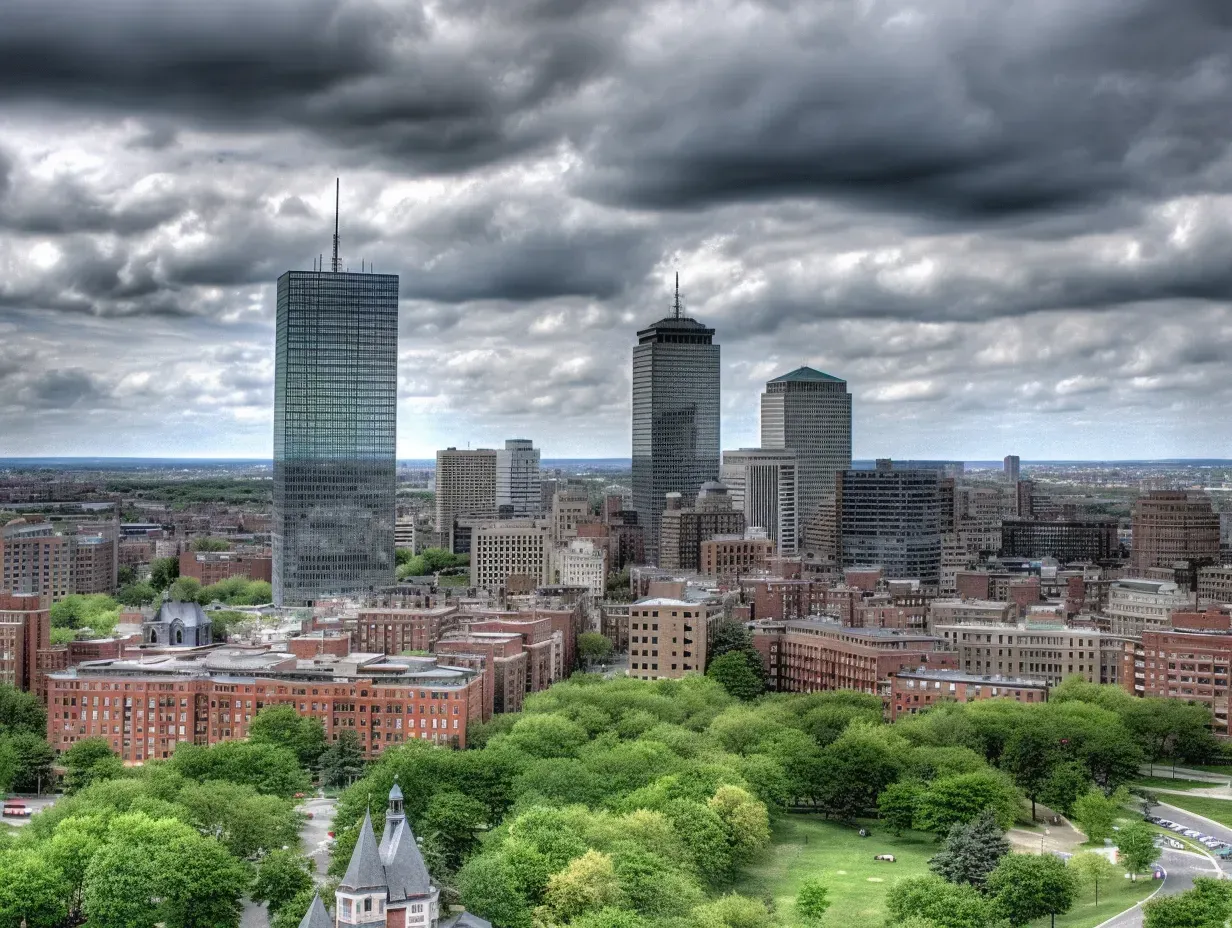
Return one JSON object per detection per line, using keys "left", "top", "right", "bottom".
{"left": 175, "top": 628, "right": 183, "bottom": 645}
{"left": 148, "top": 629, "right": 157, "bottom": 644}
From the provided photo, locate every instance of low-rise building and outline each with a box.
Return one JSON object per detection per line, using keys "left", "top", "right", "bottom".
{"left": 935, "top": 621, "right": 1125, "bottom": 685}
{"left": 750, "top": 618, "right": 955, "bottom": 694}
{"left": 355, "top": 606, "right": 462, "bottom": 655}
{"left": 889, "top": 668, "right": 1049, "bottom": 719}
{"left": 47, "top": 647, "right": 485, "bottom": 763}
{"left": 928, "top": 599, "right": 1017, "bottom": 631}
{"left": 699, "top": 534, "right": 775, "bottom": 577}
{"left": 179, "top": 550, "right": 273, "bottom": 586}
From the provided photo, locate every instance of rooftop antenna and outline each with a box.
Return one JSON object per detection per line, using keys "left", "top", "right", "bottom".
{"left": 331, "top": 178, "right": 340, "bottom": 273}
{"left": 673, "top": 272, "right": 682, "bottom": 319}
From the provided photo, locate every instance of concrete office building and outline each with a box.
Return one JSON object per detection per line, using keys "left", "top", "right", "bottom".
{"left": 1107, "top": 578, "right": 1192, "bottom": 637}
{"left": 631, "top": 285, "right": 721, "bottom": 565}
{"left": 760, "top": 367, "right": 851, "bottom": 526}
{"left": 935, "top": 622, "right": 1126, "bottom": 685}
{"left": 556, "top": 539, "right": 607, "bottom": 599}
{"left": 435, "top": 448, "right": 498, "bottom": 549}
{"left": 470, "top": 521, "right": 552, "bottom": 591}
{"left": 700, "top": 534, "right": 776, "bottom": 577}
{"left": 496, "top": 439, "right": 541, "bottom": 518}
{"left": 659, "top": 483, "right": 745, "bottom": 572}
{"left": 836, "top": 462, "right": 944, "bottom": 586}
{"left": 722, "top": 448, "right": 800, "bottom": 555}
{"left": 1198, "top": 566, "right": 1232, "bottom": 604}
{"left": 1131, "top": 490, "right": 1221, "bottom": 572}
{"left": 626, "top": 598, "right": 718, "bottom": 680}
{"left": 272, "top": 262, "right": 399, "bottom": 606}
{"left": 551, "top": 485, "right": 592, "bottom": 543}
{"left": 1000, "top": 518, "right": 1119, "bottom": 562}
{"left": 1003, "top": 455, "right": 1021, "bottom": 483}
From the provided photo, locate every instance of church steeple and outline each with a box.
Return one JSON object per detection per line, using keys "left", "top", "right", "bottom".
{"left": 386, "top": 777, "right": 405, "bottom": 828}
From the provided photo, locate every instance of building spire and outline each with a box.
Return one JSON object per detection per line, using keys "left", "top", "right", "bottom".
{"left": 673, "top": 272, "right": 682, "bottom": 319}
{"left": 331, "top": 178, "right": 340, "bottom": 273}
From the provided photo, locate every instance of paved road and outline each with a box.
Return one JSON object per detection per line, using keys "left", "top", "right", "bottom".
{"left": 1096, "top": 848, "right": 1216, "bottom": 928}
{"left": 1, "top": 795, "right": 58, "bottom": 826}
{"left": 240, "top": 797, "right": 338, "bottom": 928}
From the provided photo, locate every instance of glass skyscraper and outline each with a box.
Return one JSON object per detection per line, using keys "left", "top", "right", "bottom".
{"left": 273, "top": 270, "right": 399, "bottom": 605}
{"left": 632, "top": 309, "right": 720, "bottom": 565}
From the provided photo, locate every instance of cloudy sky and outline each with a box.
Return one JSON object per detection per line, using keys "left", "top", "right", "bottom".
{"left": 2, "top": 0, "right": 1231, "bottom": 460}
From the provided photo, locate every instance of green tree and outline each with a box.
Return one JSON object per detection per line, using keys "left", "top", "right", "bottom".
{"left": 118, "top": 564, "right": 137, "bottom": 587}
{"left": 50, "top": 594, "right": 121, "bottom": 634}
{"left": 191, "top": 538, "right": 231, "bottom": 552}
{"left": 0, "top": 684, "right": 45, "bottom": 736}
{"left": 319, "top": 730, "right": 366, "bottom": 788}
{"left": 271, "top": 890, "right": 320, "bottom": 928}
{"left": 249, "top": 705, "right": 328, "bottom": 770}
{"left": 171, "top": 740, "right": 310, "bottom": 797}
{"left": 63, "top": 737, "right": 124, "bottom": 794}
{"left": 150, "top": 556, "right": 180, "bottom": 591}
{"left": 814, "top": 723, "right": 902, "bottom": 821}
{"left": 159, "top": 828, "right": 251, "bottom": 928}
{"left": 706, "top": 652, "right": 765, "bottom": 701}
{"left": 928, "top": 809, "right": 1010, "bottom": 888}
{"left": 795, "top": 879, "right": 830, "bottom": 924}
{"left": 914, "top": 770, "right": 1021, "bottom": 834}
{"left": 9, "top": 731, "right": 55, "bottom": 793}
{"left": 690, "top": 893, "right": 780, "bottom": 928}
{"left": 0, "top": 848, "right": 69, "bottom": 928}
{"left": 167, "top": 576, "right": 205, "bottom": 604}
{"left": 878, "top": 780, "right": 924, "bottom": 835}
{"left": 540, "top": 849, "right": 623, "bottom": 923}
{"left": 252, "top": 850, "right": 315, "bottom": 920}
{"left": 1040, "top": 761, "right": 1090, "bottom": 817}
{"left": 1144, "top": 877, "right": 1232, "bottom": 928}
{"left": 1068, "top": 852, "right": 1118, "bottom": 907}
{"left": 176, "top": 779, "right": 300, "bottom": 859}
{"left": 884, "top": 876, "right": 992, "bottom": 928}
{"left": 987, "top": 853, "right": 1078, "bottom": 927}
{"left": 1001, "top": 724, "right": 1058, "bottom": 821}
{"left": 1070, "top": 788, "right": 1125, "bottom": 842}
{"left": 708, "top": 785, "right": 771, "bottom": 866}
{"left": 1115, "top": 821, "right": 1161, "bottom": 879}
{"left": 708, "top": 621, "right": 756, "bottom": 661}
{"left": 578, "top": 632, "right": 615, "bottom": 668}
{"left": 117, "top": 582, "right": 158, "bottom": 607}
{"left": 457, "top": 853, "right": 534, "bottom": 928}
{"left": 420, "top": 790, "right": 487, "bottom": 873}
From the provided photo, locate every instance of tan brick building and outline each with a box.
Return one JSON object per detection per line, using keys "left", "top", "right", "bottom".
{"left": 625, "top": 598, "right": 718, "bottom": 680}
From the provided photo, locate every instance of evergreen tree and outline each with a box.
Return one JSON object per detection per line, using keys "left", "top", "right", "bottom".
{"left": 320, "top": 730, "right": 366, "bottom": 788}
{"left": 928, "top": 809, "right": 1010, "bottom": 888}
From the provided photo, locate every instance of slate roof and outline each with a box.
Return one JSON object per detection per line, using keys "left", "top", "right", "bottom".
{"left": 768, "top": 366, "right": 845, "bottom": 384}
{"left": 339, "top": 788, "right": 434, "bottom": 901}
{"left": 297, "top": 895, "right": 333, "bottom": 928}
{"left": 442, "top": 915, "right": 494, "bottom": 928}
{"left": 340, "top": 810, "right": 390, "bottom": 892}
{"left": 152, "top": 601, "right": 210, "bottom": 627}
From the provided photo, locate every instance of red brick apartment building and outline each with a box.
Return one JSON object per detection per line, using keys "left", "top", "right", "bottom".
{"left": 1123, "top": 606, "right": 1232, "bottom": 734}
{"left": 354, "top": 606, "right": 462, "bottom": 655}
{"left": 0, "top": 593, "right": 50, "bottom": 694}
{"left": 750, "top": 618, "right": 956, "bottom": 695}
{"left": 179, "top": 550, "right": 273, "bottom": 585}
{"left": 889, "top": 668, "right": 1048, "bottom": 720}
{"left": 47, "top": 648, "right": 484, "bottom": 764}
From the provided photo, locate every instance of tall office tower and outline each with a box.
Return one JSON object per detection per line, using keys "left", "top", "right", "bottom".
{"left": 632, "top": 279, "right": 720, "bottom": 565}
{"left": 760, "top": 367, "right": 852, "bottom": 529}
{"left": 272, "top": 217, "right": 399, "bottom": 606}
{"left": 496, "top": 439, "right": 541, "bottom": 517}
{"left": 1003, "top": 455, "right": 1021, "bottom": 483}
{"left": 435, "top": 448, "right": 498, "bottom": 550}
{"left": 721, "top": 448, "right": 800, "bottom": 555}
{"left": 836, "top": 460, "right": 944, "bottom": 587}
{"left": 1131, "top": 490, "right": 1221, "bottom": 572}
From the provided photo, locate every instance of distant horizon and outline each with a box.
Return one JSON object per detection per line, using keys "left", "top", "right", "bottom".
{"left": 5, "top": 456, "right": 1232, "bottom": 468}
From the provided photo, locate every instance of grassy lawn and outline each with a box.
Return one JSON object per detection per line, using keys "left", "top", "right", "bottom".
{"left": 734, "top": 815, "right": 936, "bottom": 928}
{"left": 1133, "top": 776, "right": 1224, "bottom": 791}
{"left": 1155, "top": 794, "right": 1232, "bottom": 829}
{"left": 1031, "top": 873, "right": 1159, "bottom": 928}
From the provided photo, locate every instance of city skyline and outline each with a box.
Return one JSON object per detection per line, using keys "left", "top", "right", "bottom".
{"left": 2, "top": 1, "right": 1231, "bottom": 463}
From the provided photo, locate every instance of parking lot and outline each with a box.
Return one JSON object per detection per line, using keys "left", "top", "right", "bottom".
{"left": 1147, "top": 814, "right": 1231, "bottom": 857}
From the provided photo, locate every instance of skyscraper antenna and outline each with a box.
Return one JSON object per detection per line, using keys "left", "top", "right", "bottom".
{"left": 673, "top": 272, "right": 682, "bottom": 319}
{"left": 331, "top": 178, "right": 340, "bottom": 273}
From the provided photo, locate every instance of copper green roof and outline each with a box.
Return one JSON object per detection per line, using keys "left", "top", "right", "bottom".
{"left": 768, "top": 366, "right": 845, "bottom": 384}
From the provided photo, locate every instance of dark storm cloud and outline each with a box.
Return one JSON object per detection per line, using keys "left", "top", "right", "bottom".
{"left": 575, "top": 0, "right": 1232, "bottom": 218}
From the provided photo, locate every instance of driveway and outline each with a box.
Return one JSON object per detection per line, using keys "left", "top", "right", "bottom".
{"left": 240, "top": 797, "right": 338, "bottom": 928}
